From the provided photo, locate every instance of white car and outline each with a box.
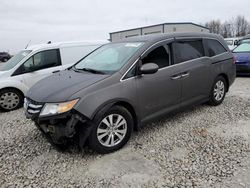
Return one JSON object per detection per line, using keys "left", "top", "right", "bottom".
{"left": 0, "top": 42, "right": 103, "bottom": 111}
{"left": 224, "top": 37, "right": 242, "bottom": 50}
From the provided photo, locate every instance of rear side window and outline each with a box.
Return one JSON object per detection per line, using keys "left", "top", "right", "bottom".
{"left": 204, "top": 39, "right": 227, "bottom": 57}
{"left": 172, "top": 40, "right": 205, "bottom": 64}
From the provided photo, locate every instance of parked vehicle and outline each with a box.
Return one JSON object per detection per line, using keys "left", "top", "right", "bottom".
{"left": 224, "top": 37, "right": 241, "bottom": 50}
{"left": 238, "top": 34, "right": 250, "bottom": 45}
{"left": 0, "top": 52, "right": 11, "bottom": 62}
{"left": 25, "top": 33, "right": 236, "bottom": 154}
{"left": 0, "top": 42, "right": 102, "bottom": 111}
{"left": 233, "top": 42, "right": 250, "bottom": 75}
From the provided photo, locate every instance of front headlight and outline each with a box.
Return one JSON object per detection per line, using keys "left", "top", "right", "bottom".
{"left": 39, "top": 99, "right": 79, "bottom": 117}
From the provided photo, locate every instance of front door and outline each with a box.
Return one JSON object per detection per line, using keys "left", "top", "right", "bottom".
{"left": 136, "top": 41, "right": 181, "bottom": 123}
{"left": 16, "top": 49, "right": 62, "bottom": 89}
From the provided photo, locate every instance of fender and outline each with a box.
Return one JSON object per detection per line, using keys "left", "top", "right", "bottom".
{"left": 0, "top": 79, "right": 28, "bottom": 95}
{"left": 89, "top": 98, "right": 141, "bottom": 131}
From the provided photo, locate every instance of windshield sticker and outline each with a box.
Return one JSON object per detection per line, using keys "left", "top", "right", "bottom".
{"left": 125, "top": 43, "right": 142, "bottom": 47}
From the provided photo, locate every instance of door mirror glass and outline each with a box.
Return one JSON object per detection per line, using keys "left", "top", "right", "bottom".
{"left": 140, "top": 63, "right": 159, "bottom": 74}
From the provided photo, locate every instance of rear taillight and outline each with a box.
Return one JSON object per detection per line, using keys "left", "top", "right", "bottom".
{"left": 233, "top": 56, "right": 236, "bottom": 64}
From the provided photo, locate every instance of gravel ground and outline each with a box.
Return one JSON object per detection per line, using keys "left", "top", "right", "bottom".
{"left": 0, "top": 77, "right": 249, "bottom": 188}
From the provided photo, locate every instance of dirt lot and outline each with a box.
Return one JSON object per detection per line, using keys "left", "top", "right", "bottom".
{"left": 0, "top": 77, "right": 249, "bottom": 187}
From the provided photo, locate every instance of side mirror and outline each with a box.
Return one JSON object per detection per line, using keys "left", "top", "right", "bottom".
{"left": 140, "top": 63, "right": 159, "bottom": 75}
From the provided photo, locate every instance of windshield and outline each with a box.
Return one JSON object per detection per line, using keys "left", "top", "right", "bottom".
{"left": 239, "top": 39, "right": 250, "bottom": 45}
{"left": 0, "top": 50, "right": 32, "bottom": 71}
{"left": 74, "top": 42, "right": 144, "bottom": 74}
{"left": 233, "top": 43, "right": 250, "bottom": 53}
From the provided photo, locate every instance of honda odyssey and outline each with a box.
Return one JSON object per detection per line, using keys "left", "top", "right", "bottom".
{"left": 25, "top": 33, "right": 236, "bottom": 153}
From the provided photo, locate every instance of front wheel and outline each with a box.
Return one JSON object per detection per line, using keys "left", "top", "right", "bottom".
{"left": 88, "top": 106, "right": 133, "bottom": 154}
{"left": 208, "top": 76, "right": 227, "bottom": 106}
{"left": 0, "top": 89, "right": 24, "bottom": 111}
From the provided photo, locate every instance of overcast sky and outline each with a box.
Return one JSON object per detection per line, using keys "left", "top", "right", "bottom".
{"left": 1, "top": 0, "right": 250, "bottom": 53}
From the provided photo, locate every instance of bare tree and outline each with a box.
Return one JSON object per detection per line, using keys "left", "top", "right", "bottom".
{"left": 205, "top": 20, "right": 222, "bottom": 34}
{"left": 204, "top": 16, "right": 250, "bottom": 38}
{"left": 235, "top": 15, "right": 248, "bottom": 37}
{"left": 221, "top": 22, "right": 233, "bottom": 38}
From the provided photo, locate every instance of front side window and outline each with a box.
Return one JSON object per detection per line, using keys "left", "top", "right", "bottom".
{"left": 172, "top": 40, "right": 205, "bottom": 64}
{"left": 233, "top": 43, "right": 250, "bottom": 53}
{"left": 204, "top": 39, "right": 227, "bottom": 57}
{"left": 123, "top": 45, "right": 170, "bottom": 80}
{"left": 19, "top": 49, "right": 61, "bottom": 73}
{"left": 142, "top": 46, "right": 170, "bottom": 69}
{"left": 74, "top": 42, "right": 144, "bottom": 74}
{"left": 0, "top": 50, "right": 31, "bottom": 71}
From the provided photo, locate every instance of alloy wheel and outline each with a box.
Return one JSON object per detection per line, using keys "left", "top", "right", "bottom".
{"left": 97, "top": 114, "right": 127, "bottom": 147}
{"left": 213, "top": 80, "right": 225, "bottom": 101}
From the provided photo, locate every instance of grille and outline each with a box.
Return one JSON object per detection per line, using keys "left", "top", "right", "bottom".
{"left": 24, "top": 98, "right": 44, "bottom": 115}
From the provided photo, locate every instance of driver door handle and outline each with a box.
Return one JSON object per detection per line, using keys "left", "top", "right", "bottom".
{"left": 171, "top": 75, "right": 182, "bottom": 80}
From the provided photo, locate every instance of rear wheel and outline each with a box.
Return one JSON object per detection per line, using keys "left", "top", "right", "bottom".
{"left": 88, "top": 106, "right": 133, "bottom": 154}
{"left": 0, "top": 89, "right": 24, "bottom": 111}
{"left": 208, "top": 76, "right": 227, "bottom": 106}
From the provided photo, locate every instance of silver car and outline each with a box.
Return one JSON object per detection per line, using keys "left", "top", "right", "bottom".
{"left": 25, "top": 33, "right": 236, "bottom": 153}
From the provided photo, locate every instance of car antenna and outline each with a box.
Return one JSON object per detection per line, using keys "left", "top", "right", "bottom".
{"left": 47, "top": 41, "right": 52, "bottom": 44}
{"left": 25, "top": 40, "right": 31, "bottom": 49}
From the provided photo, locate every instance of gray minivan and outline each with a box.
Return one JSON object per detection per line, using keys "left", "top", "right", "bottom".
{"left": 25, "top": 33, "right": 236, "bottom": 153}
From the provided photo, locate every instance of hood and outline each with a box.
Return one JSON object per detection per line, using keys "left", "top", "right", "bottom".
{"left": 233, "top": 52, "right": 250, "bottom": 63}
{"left": 0, "top": 70, "right": 11, "bottom": 79}
{"left": 26, "top": 70, "right": 109, "bottom": 102}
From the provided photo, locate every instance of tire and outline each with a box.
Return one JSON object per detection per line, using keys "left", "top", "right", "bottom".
{"left": 0, "top": 89, "right": 24, "bottom": 112}
{"left": 88, "top": 105, "right": 133, "bottom": 154}
{"left": 208, "top": 76, "right": 227, "bottom": 106}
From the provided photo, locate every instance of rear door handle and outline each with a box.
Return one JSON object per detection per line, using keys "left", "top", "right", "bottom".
{"left": 52, "top": 70, "right": 60, "bottom": 73}
{"left": 171, "top": 75, "right": 182, "bottom": 80}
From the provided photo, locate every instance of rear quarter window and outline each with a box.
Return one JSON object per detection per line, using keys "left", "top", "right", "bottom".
{"left": 204, "top": 39, "right": 227, "bottom": 57}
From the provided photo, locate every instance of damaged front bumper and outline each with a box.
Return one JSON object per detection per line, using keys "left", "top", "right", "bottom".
{"left": 33, "top": 113, "right": 86, "bottom": 144}
{"left": 24, "top": 98, "right": 94, "bottom": 148}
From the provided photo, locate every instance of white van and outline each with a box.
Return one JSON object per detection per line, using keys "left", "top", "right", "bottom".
{"left": 0, "top": 42, "right": 103, "bottom": 111}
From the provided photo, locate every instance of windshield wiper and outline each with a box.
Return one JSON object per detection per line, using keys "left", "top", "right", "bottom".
{"left": 82, "top": 68, "right": 105, "bottom": 74}
{"left": 71, "top": 66, "right": 81, "bottom": 72}
{"left": 74, "top": 67, "right": 105, "bottom": 74}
